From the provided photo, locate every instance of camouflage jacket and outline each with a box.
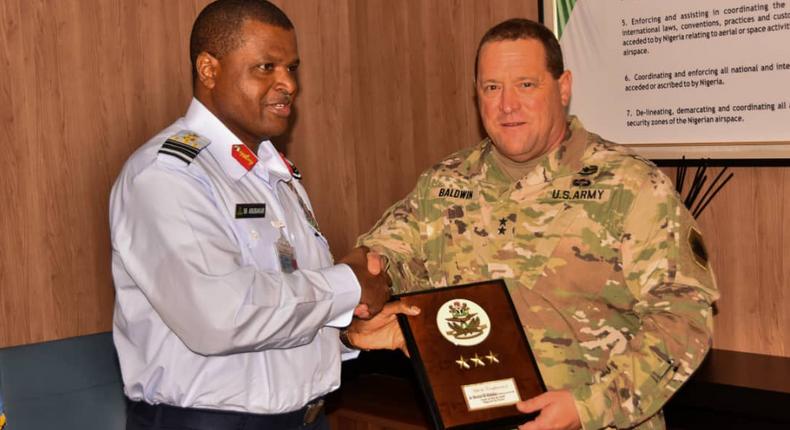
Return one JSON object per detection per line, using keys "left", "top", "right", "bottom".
{"left": 358, "top": 118, "right": 719, "bottom": 430}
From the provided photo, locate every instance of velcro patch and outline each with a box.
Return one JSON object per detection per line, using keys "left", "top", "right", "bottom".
{"left": 688, "top": 227, "right": 709, "bottom": 269}
{"left": 547, "top": 188, "right": 609, "bottom": 201}
{"left": 436, "top": 187, "right": 474, "bottom": 200}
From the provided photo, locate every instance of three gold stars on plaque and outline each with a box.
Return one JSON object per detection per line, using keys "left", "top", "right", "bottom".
{"left": 455, "top": 351, "right": 499, "bottom": 370}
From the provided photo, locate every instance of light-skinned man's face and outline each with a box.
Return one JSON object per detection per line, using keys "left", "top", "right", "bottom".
{"left": 196, "top": 20, "right": 299, "bottom": 147}
{"left": 476, "top": 38, "right": 572, "bottom": 163}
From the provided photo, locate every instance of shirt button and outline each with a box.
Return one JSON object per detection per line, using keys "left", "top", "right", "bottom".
{"left": 250, "top": 229, "right": 260, "bottom": 241}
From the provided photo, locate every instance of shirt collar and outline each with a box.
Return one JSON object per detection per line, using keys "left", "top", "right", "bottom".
{"left": 256, "top": 140, "right": 293, "bottom": 183}
{"left": 529, "top": 115, "right": 588, "bottom": 183}
{"left": 480, "top": 116, "right": 588, "bottom": 187}
{"left": 183, "top": 98, "right": 292, "bottom": 183}
{"left": 547, "top": 115, "right": 588, "bottom": 175}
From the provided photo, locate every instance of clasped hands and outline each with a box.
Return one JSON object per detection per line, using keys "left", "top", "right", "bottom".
{"left": 337, "top": 246, "right": 419, "bottom": 355}
{"left": 338, "top": 246, "right": 393, "bottom": 319}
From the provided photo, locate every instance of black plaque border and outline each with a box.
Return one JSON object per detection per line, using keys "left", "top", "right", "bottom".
{"left": 396, "top": 279, "right": 547, "bottom": 430}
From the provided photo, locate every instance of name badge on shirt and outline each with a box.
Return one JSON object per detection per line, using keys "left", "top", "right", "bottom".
{"left": 235, "top": 203, "right": 266, "bottom": 218}
{"left": 275, "top": 233, "right": 299, "bottom": 273}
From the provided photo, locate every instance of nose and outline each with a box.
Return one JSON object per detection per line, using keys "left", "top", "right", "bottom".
{"left": 499, "top": 85, "right": 520, "bottom": 114}
{"left": 275, "top": 67, "right": 298, "bottom": 97}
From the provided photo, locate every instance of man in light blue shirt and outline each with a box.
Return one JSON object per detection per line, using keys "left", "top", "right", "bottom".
{"left": 110, "top": 1, "right": 391, "bottom": 429}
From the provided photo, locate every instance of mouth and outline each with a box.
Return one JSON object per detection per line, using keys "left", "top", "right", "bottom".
{"left": 500, "top": 121, "right": 526, "bottom": 128}
{"left": 264, "top": 100, "right": 292, "bottom": 117}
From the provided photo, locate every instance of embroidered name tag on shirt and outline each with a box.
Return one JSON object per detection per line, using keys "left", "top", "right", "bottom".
{"left": 549, "top": 189, "right": 608, "bottom": 201}
{"left": 437, "top": 187, "right": 474, "bottom": 199}
{"left": 235, "top": 203, "right": 266, "bottom": 218}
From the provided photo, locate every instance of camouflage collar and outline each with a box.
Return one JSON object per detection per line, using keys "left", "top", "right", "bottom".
{"left": 478, "top": 116, "right": 589, "bottom": 186}
{"left": 443, "top": 138, "right": 492, "bottom": 180}
{"left": 545, "top": 116, "right": 589, "bottom": 179}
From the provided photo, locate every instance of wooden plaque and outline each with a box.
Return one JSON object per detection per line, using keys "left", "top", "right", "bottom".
{"left": 396, "top": 280, "right": 546, "bottom": 430}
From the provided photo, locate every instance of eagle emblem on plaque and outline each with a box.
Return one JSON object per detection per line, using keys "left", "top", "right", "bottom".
{"left": 437, "top": 299, "right": 491, "bottom": 347}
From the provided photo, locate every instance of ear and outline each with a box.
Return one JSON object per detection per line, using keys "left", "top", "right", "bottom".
{"left": 195, "top": 51, "right": 220, "bottom": 90}
{"left": 558, "top": 70, "right": 572, "bottom": 107}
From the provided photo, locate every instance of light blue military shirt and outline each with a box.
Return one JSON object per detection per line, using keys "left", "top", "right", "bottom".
{"left": 110, "top": 98, "right": 360, "bottom": 414}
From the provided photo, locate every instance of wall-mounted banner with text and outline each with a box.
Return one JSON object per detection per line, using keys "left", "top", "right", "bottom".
{"left": 560, "top": 0, "right": 790, "bottom": 159}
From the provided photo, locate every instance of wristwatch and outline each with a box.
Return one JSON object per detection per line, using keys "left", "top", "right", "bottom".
{"left": 339, "top": 328, "right": 357, "bottom": 350}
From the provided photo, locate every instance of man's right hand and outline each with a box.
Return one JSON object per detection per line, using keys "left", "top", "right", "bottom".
{"left": 339, "top": 246, "right": 391, "bottom": 319}
{"left": 346, "top": 301, "right": 420, "bottom": 355}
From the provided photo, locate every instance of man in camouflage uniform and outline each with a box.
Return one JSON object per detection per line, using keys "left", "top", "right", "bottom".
{"left": 351, "top": 18, "right": 718, "bottom": 430}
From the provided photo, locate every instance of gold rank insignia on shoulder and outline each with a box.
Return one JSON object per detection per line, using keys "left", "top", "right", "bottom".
{"left": 158, "top": 130, "right": 210, "bottom": 165}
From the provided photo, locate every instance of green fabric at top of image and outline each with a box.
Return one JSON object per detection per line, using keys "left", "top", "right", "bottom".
{"left": 557, "top": 0, "right": 577, "bottom": 37}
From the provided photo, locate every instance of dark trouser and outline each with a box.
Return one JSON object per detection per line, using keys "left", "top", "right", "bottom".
{"left": 126, "top": 399, "right": 329, "bottom": 430}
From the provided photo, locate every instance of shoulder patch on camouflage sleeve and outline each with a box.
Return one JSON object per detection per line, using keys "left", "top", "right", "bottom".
{"left": 157, "top": 130, "right": 210, "bottom": 165}
{"left": 688, "top": 227, "right": 709, "bottom": 269}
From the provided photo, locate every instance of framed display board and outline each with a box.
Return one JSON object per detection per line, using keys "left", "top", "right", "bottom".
{"left": 543, "top": 0, "right": 790, "bottom": 159}
{"left": 396, "top": 280, "right": 546, "bottom": 430}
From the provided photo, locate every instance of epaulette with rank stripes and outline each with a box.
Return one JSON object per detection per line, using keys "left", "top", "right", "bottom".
{"left": 158, "top": 130, "right": 210, "bottom": 165}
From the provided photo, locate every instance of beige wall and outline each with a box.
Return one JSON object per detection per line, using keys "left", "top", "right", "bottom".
{"left": 0, "top": 0, "right": 786, "bottom": 358}
{"left": 0, "top": 0, "right": 212, "bottom": 347}
{"left": 660, "top": 166, "right": 790, "bottom": 356}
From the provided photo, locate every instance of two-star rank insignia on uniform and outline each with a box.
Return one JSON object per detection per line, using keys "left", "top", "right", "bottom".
{"left": 232, "top": 144, "right": 258, "bottom": 171}
{"left": 157, "top": 130, "right": 210, "bottom": 165}
{"left": 498, "top": 217, "right": 508, "bottom": 235}
{"left": 279, "top": 152, "right": 302, "bottom": 180}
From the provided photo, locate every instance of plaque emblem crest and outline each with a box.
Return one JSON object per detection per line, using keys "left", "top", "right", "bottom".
{"left": 436, "top": 299, "right": 491, "bottom": 346}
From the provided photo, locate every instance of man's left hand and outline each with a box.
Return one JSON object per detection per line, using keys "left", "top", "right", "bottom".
{"left": 516, "top": 390, "right": 581, "bottom": 430}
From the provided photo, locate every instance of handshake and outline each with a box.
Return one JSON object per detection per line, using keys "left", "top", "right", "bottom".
{"left": 338, "top": 245, "right": 392, "bottom": 319}
{"left": 338, "top": 246, "right": 420, "bottom": 354}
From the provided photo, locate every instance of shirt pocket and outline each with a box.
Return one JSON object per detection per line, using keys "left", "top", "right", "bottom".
{"left": 235, "top": 218, "right": 282, "bottom": 271}
{"left": 433, "top": 201, "right": 492, "bottom": 286}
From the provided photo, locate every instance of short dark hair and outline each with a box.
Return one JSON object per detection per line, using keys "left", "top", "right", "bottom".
{"left": 474, "top": 18, "right": 564, "bottom": 80}
{"left": 190, "top": 0, "right": 294, "bottom": 79}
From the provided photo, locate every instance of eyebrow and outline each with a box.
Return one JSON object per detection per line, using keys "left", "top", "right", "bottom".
{"left": 259, "top": 51, "right": 300, "bottom": 64}
{"left": 479, "top": 75, "right": 538, "bottom": 83}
